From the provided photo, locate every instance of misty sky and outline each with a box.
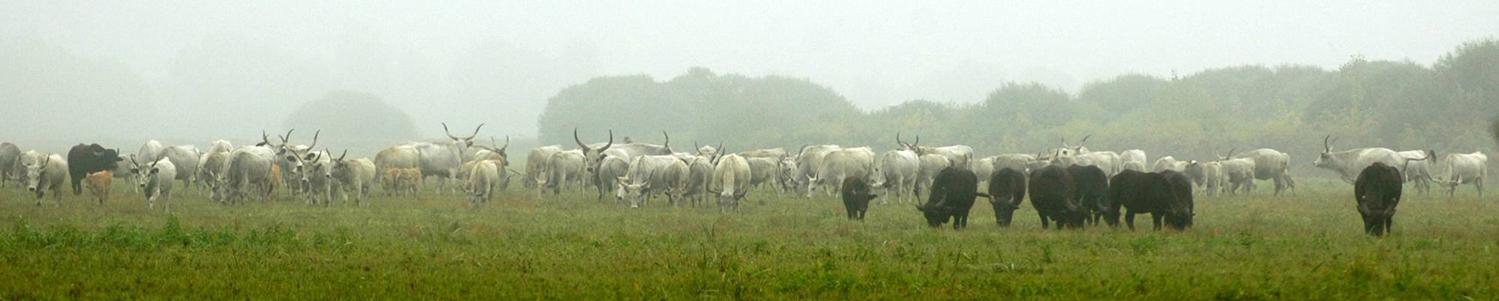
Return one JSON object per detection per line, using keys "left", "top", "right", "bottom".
{"left": 4, "top": 1, "right": 1497, "bottom": 139}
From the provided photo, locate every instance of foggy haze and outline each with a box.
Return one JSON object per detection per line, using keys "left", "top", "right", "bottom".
{"left": 2, "top": 1, "right": 1496, "bottom": 148}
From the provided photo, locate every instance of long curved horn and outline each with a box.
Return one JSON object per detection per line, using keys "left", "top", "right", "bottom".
{"left": 694, "top": 141, "right": 701, "bottom": 152}
{"left": 896, "top": 132, "right": 905, "bottom": 148}
{"left": 500, "top": 135, "right": 510, "bottom": 153}
{"left": 574, "top": 128, "right": 589, "bottom": 150}
{"left": 337, "top": 149, "right": 347, "bottom": 162}
{"left": 468, "top": 123, "right": 485, "bottom": 139}
{"left": 261, "top": 130, "right": 271, "bottom": 146}
{"left": 282, "top": 129, "right": 294, "bottom": 144}
{"left": 1223, "top": 148, "right": 1236, "bottom": 160}
{"left": 307, "top": 129, "right": 320, "bottom": 150}
{"left": 443, "top": 123, "right": 458, "bottom": 140}
{"left": 912, "top": 135, "right": 920, "bottom": 147}
{"left": 660, "top": 131, "right": 669, "bottom": 148}
{"left": 1079, "top": 135, "right": 1091, "bottom": 146}
{"left": 1323, "top": 135, "right": 1332, "bottom": 152}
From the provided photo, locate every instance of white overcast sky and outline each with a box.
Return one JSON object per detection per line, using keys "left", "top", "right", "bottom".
{"left": 3, "top": 1, "right": 1497, "bottom": 135}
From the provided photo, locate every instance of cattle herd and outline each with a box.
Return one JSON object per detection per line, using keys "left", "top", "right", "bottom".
{"left": 0, "top": 125, "right": 1490, "bottom": 236}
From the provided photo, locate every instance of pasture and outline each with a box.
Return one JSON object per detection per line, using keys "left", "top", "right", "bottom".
{"left": 0, "top": 179, "right": 1495, "bottom": 299}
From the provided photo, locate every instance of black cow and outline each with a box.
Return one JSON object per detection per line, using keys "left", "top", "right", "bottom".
{"left": 1029, "top": 165, "right": 1084, "bottom": 229}
{"left": 1354, "top": 162, "right": 1402, "bottom": 236}
{"left": 987, "top": 168, "right": 1026, "bottom": 227}
{"left": 66, "top": 144, "right": 122, "bottom": 195}
{"left": 841, "top": 176, "right": 877, "bottom": 221}
{"left": 917, "top": 166, "right": 983, "bottom": 230}
{"left": 1067, "top": 165, "right": 1110, "bottom": 226}
{"left": 1109, "top": 169, "right": 1194, "bottom": 230}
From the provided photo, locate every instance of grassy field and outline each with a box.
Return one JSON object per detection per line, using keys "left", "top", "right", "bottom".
{"left": 0, "top": 179, "right": 1496, "bottom": 299}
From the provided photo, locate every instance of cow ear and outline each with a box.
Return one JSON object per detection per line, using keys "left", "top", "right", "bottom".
{"left": 150, "top": 168, "right": 160, "bottom": 174}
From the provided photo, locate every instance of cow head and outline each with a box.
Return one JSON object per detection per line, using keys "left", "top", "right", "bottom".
{"left": 989, "top": 195, "right": 1020, "bottom": 226}
{"left": 1314, "top": 135, "right": 1339, "bottom": 168}
{"left": 616, "top": 176, "right": 650, "bottom": 208}
{"left": 575, "top": 129, "right": 614, "bottom": 174}
{"left": 443, "top": 122, "right": 484, "bottom": 157}
{"left": 896, "top": 132, "right": 929, "bottom": 155}
{"left": 24, "top": 155, "right": 50, "bottom": 193}
{"left": 916, "top": 191, "right": 951, "bottom": 227}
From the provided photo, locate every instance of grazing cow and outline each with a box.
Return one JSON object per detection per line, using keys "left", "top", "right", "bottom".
{"left": 671, "top": 152, "right": 714, "bottom": 205}
{"left": 916, "top": 166, "right": 982, "bottom": 230}
{"left": 374, "top": 144, "right": 420, "bottom": 195}
{"left": 872, "top": 150, "right": 919, "bottom": 204}
{"left": 1152, "top": 156, "right": 1188, "bottom": 172}
{"left": 66, "top": 144, "right": 122, "bottom": 195}
{"left": 130, "top": 157, "right": 178, "bottom": 212}
{"left": 1314, "top": 136, "right": 1424, "bottom": 183}
{"left": 840, "top": 176, "right": 877, "bottom": 220}
{"left": 85, "top": 171, "right": 112, "bottom": 204}
{"left": 538, "top": 150, "right": 586, "bottom": 196}
{"left": 915, "top": 154, "right": 951, "bottom": 200}
{"left": 330, "top": 152, "right": 377, "bottom": 206}
{"left": 595, "top": 154, "right": 631, "bottom": 203}
{"left": 25, "top": 154, "right": 69, "bottom": 206}
{"left": 988, "top": 168, "right": 1027, "bottom": 226}
{"left": 1029, "top": 165, "right": 1084, "bottom": 229}
{"left": 1233, "top": 148, "right": 1296, "bottom": 195}
{"left": 990, "top": 153, "right": 1036, "bottom": 174}
{"left": 897, "top": 133, "right": 974, "bottom": 169}
{"left": 1354, "top": 162, "right": 1403, "bottom": 236}
{"left": 746, "top": 157, "right": 783, "bottom": 193}
{"left": 793, "top": 144, "right": 842, "bottom": 194}
{"left": 1432, "top": 151, "right": 1487, "bottom": 198}
{"left": 1219, "top": 156, "right": 1257, "bottom": 195}
{"left": 198, "top": 149, "right": 233, "bottom": 194}
{"left": 1397, "top": 150, "right": 1434, "bottom": 195}
{"left": 1067, "top": 165, "right": 1110, "bottom": 226}
{"left": 1121, "top": 149, "right": 1148, "bottom": 172}
{"left": 466, "top": 160, "right": 501, "bottom": 206}
{"left": 810, "top": 147, "right": 876, "bottom": 197}
{"left": 0, "top": 142, "right": 19, "bottom": 187}
{"left": 710, "top": 154, "right": 752, "bottom": 212}
{"left": 156, "top": 145, "right": 200, "bottom": 190}
{"left": 618, "top": 155, "right": 689, "bottom": 208}
{"left": 523, "top": 145, "right": 564, "bottom": 188}
{"left": 694, "top": 143, "right": 721, "bottom": 159}
{"left": 1109, "top": 170, "right": 1194, "bottom": 230}
{"left": 467, "top": 137, "right": 512, "bottom": 191}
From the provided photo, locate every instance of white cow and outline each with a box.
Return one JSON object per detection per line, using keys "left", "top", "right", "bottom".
{"left": 711, "top": 154, "right": 752, "bottom": 212}
{"left": 466, "top": 160, "right": 501, "bottom": 206}
{"left": 1433, "top": 151, "right": 1487, "bottom": 198}
{"left": 524, "top": 145, "right": 564, "bottom": 189}
{"left": 1120, "top": 149, "right": 1147, "bottom": 172}
{"left": 331, "top": 151, "right": 377, "bottom": 206}
{"left": 897, "top": 133, "right": 974, "bottom": 169}
{"left": 24, "top": 154, "right": 68, "bottom": 206}
{"left": 1313, "top": 136, "right": 1422, "bottom": 183}
{"left": 129, "top": 156, "right": 177, "bottom": 212}
{"left": 873, "top": 150, "right": 919, "bottom": 204}
{"left": 915, "top": 154, "right": 951, "bottom": 200}
{"left": 618, "top": 155, "right": 689, "bottom": 208}
{"left": 810, "top": 147, "right": 876, "bottom": 197}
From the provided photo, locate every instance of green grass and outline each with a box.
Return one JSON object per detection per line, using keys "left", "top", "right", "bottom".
{"left": 0, "top": 180, "right": 1496, "bottom": 299}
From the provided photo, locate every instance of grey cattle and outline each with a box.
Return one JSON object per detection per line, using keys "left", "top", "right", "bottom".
{"left": 1397, "top": 150, "right": 1433, "bottom": 194}
{"left": 137, "top": 140, "right": 165, "bottom": 166}
{"left": 738, "top": 148, "right": 787, "bottom": 160}
{"left": 289, "top": 150, "right": 335, "bottom": 205}
{"left": 574, "top": 129, "right": 673, "bottom": 177}
{"left": 1233, "top": 148, "right": 1296, "bottom": 195}
{"left": 618, "top": 155, "right": 689, "bottom": 208}
{"left": 523, "top": 145, "right": 563, "bottom": 189}
{"left": 24, "top": 154, "right": 68, "bottom": 206}
{"left": 990, "top": 153, "right": 1036, "bottom": 174}
{"left": 810, "top": 147, "right": 876, "bottom": 197}
{"left": 915, "top": 153, "right": 952, "bottom": 201}
{"left": 0, "top": 142, "right": 20, "bottom": 187}
{"left": 465, "top": 160, "right": 501, "bottom": 206}
{"left": 1075, "top": 151, "right": 1123, "bottom": 176}
{"left": 410, "top": 123, "right": 485, "bottom": 194}
{"left": 971, "top": 156, "right": 996, "bottom": 184}
{"left": 1219, "top": 157, "right": 1256, "bottom": 195}
{"left": 331, "top": 153, "right": 377, "bottom": 206}
{"left": 595, "top": 154, "right": 631, "bottom": 203}
{"left": 129, "top": 156, "right": 177, "bottom": 212}
{"left": 220, "top": 145, "right": 276, "bottom": 204}
{"left": 897, "top": 133, "right": 974, "bottom": 169}
{"left": 873, "top": 150, "right": 919, "bottom": 204}
{"left": 746, "top": 157, "right": 783, "bottom": 193}
{"left": 1152, "top": 156, "right": 1188, "bottom": 172}
{"left": 673, "top": 152, "right": 715, "bottom": 206}
{"left": 374, "top": 144, "right": 419, "bottom": 195}
{"left": 793, "top": 144, "right": 842, "bottom": 193}
{"left": 1121, "top": 149, "right": 1148, "bottom": 172}
{"left": 156, "top": 145, "right": 200, "bottom": 190}
{"left": 711, "top": 154, "right": 752, "bottom": 212}
{"left": 1432, "top": 151, "right": 1487, "bottom": 198}
{"left": 1184, "top": 160, "right": 1224, "bottom": 196}
{"left": 538, "top": 149, "right": 586, "bottom": 196}
{"left": 1314, "top": 137, "right": 1421, "bottom": 183}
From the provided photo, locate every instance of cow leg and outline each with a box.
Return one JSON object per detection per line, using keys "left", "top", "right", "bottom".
{"left": 1477, "top": 181, "right": 1484, "bottom": 199}
{"left": 1124, "top": 211, "right": 1136, "bottom": 231}
{"left": 1151, "top": 213, "right": 1164, "bottom": 231}
{"left": 1039, "top": 212, "right": 1051, "bottom": 229}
